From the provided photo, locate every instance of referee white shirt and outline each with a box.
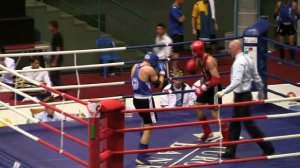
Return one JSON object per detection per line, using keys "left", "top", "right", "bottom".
{"left": 223, "top": 52, "right": 264, "bottom": 94}
{"left": 153, "top": 34, "right": 173, "bottom": 60}
{"left": 160, "top": 83, "right": 196, "bottom": 107}
{"left": 0, "top": 57, "right": 15, "bottom": 84}
{"left": 22, "top": 66, "right": 52, "bottom": 87}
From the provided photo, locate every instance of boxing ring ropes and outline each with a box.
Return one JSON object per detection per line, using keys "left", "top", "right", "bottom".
{"left": 0, "top": 18, "right": 299, "bottom": 167}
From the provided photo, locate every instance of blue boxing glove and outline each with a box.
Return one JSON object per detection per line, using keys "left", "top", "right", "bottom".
{"left": 156, "top": 61, "right": 166, "bottom": 76}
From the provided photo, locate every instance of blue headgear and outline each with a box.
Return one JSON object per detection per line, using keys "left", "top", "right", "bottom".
{"left": 144, "top": 52, "right": 159, "bottom": 67}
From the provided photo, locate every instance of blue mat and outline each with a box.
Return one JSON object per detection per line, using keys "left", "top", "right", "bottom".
{"left": 0, "top": 104, "right": 299, "bottom": 168}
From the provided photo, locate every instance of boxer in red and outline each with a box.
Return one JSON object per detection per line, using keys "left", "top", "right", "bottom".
{"left": 187, "top": 40, "right": 228, "bottom": 142}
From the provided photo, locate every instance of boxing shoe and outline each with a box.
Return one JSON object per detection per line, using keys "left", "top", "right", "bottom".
{"left": 199, "top": 132, "right": 214, "bottom": 141}
{"left": 135, "top": 155, "right": 151, "bottom": 165}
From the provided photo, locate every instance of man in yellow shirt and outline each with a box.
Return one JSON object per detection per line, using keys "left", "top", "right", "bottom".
{"left": 192, "top": 0, "right": 218, "bottom": 54}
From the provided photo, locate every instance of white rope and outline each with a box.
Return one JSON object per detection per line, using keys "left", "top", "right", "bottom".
{"left": 0, "top": 64, "right": 40, "bottom": 86}
{"left": 0, "top": 47, "right": 127, "bottom": 57}
{"left": 267, "top": 152, "right": 300, "bottom": 160}
{"left": 263, "top": 133, "right": 300, "bottom": 142}
{"left": 0, "top": 96, "right": 124, "bottom": 110}
{"left": 0, "top": 62, "right": 125, "bottom": 74}
{"left": 0, "top": 82, "right": 40, "bottom": 103}
{"left": 265, "top": 96, "right": 300, "bottom": 103}
{"left": 0, "top": 82, "right": 127, "bottom": 93}
{"left": 0, "top": 117, "right": 39, "bottom": 141}
{"left": 0, "top": 101, "right": 39, "bottom": 123}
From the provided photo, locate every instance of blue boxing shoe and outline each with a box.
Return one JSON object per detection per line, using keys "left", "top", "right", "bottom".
{"left": 135, "top": 143, "right": 151, "bottom": 165}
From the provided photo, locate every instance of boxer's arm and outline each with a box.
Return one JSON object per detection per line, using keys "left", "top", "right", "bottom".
{"left": 148, "top": 67, "right": 163, "bottom": 88}
{"left": 204, "top": 58, "right": 221, "bottom": 88}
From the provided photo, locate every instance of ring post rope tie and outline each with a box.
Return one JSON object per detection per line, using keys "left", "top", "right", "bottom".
{"left": 0, "top": 100, "right": 88, "bottom": 147}
{"left": 0, "top": 116, "right": 88, "bottom": 166}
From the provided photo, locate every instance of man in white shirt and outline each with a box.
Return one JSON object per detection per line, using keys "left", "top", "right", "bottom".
{"left": 153, "top": 23, "right": 173, "bottom": 77}
{"left": 0, "top": 47, "right": 15, "bottom": 86}
{"left": 160, "top": 70, "right": 196, "bottom": 107}
{"left": 35, "top": 106, "right": 62, "bottom": 122}
{"left": 21, "top": 57, "right": 52, "bottom": 101}
{"left": 216, "top": 40, "right": 275, "bottom": 158}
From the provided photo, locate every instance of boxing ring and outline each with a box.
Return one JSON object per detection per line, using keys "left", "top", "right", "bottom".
{"left": 0, "top": 18, "right": 299, "bottom": 168}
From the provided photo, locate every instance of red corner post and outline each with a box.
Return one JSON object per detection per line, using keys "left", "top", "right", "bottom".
{"left": 88, "top": 99, "right": 125, "bottom": 168}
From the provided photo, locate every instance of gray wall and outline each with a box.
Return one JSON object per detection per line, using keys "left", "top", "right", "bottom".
{"left": 42, "top": 0, "right": 235, "bottom": 46}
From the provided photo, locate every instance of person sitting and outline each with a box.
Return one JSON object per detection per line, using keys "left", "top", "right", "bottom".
{"left": 17, "top": 57, "right": 52, "bottom": 101}
{"left": 0, "top": 47, "right": 15, "bottom": 86}
{"left": 35, "top": 106, "right": 63, "bottom": 122}
{"left": 160, "top": 70, "right": 196, "bottom": 107}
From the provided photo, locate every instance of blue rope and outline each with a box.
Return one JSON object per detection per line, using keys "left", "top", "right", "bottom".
{"left": 266, "top": 54, "right": 300, "bottom": 68}
{"left": 126, "top": 36, "right": 243, "bottom": 50}
{"left": 262, "top": 37, "right": 300, "bottom": 52}
{"left": 263, "top": 72, "right": 300, "bottom": 88}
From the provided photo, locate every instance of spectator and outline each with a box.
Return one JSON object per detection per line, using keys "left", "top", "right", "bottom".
{"left": 153, "top": 23, "right": 173, "bottom": 77}
{"left": 21, "top": 57, "right": 52, "bottom": 101}
{"left": 35, "top": 106, "right": 63, "bottom": 122}
{"left": 0, "top": 47, "right": 15, "bottom": 86}
{"left": 160, "top": 70, "right": 196, "bottom": 107}
{"left": 168, "top": 0, "right": 185, "bottom": 73}
{"left": 274, "top": 0, "right": 299, "bottom": 63}
{"left": 48, "top": 20, "right": 64, "bottom": 86}
{"left": 192, "top": 0, "right": 219, "bottom": 54}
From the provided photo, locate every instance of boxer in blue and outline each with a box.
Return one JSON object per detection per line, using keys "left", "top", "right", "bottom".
{"left": 131, "top": 52, "right": 165, "bottom": 165}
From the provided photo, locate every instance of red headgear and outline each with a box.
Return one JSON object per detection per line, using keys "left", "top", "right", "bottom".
{"left": 191, "top": 40, "right": 205, "bottom": 58}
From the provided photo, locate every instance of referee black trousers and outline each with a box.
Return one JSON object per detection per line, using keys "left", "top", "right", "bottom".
{"left": 225, "top": 92, "right": 274, "bottom": 155}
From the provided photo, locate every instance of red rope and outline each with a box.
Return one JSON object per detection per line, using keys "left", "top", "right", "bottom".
{"left": 38, "top": 139, "right": 88, "bottom": 167}
{"left": 38, "top": 122, "right": 88, "bottom": 147}
{"left": 39, "top": 101, "right": 88, "bottom": 125}
{"left": 117, "top": 115, "right": 267, "bottom": 132}
{"left": 114, "top": 137, "right": 264, "bottom": 155}
{"left": 121, "top": 100, "right": 265, "bottom": 113}
{"left": 166, "top": 155, "right": 267, "bottom": 168}
{"left": 40, "top": 83, "right": 88, "bottom": 106}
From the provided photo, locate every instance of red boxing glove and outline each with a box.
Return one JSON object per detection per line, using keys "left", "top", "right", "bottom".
{"left": 186, "top": 59, "right": 197, "bottom": 74}
{"left": 194, "top": 84, "right": 207, "bottom": 97}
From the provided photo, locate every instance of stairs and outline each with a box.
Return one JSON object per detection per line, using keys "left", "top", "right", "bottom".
{"left": 237, "top": 0, "right": 258, "bottom": 35}
{"left": 25, "top": 0, "right": 141, "bottom": 67}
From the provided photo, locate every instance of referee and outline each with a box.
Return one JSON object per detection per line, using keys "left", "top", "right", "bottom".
{"left": 216, "top": 40, "right": 275, "bottom": 158}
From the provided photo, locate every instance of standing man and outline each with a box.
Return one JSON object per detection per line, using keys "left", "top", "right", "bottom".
{"left": 160, "top": 70, "right": 196, "bottom": 108}
{"left": 192, "top": 0, "right": 219, "bottom": 54}
{"left": 169, "top": 0, "right": 185, "bottom": 73}
{"left": 216, "top": 40, "right": 275, "bottom": 158}
{"left": 48, "top": 20, "right": 64, "bottom": 86}
{"left": 186, "top": 40, "right": 228, "bottom": 142}
{"left": 153, "top": 23, "right": 173, "bottom": 78}
{"left": 131, "top": 52, "right": 164, "bottom": 165}
{"left": 274, "top": 0, "right": 299, "bottom": 63}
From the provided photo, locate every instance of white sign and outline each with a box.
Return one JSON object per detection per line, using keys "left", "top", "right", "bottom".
{"left": 244, "top": 46, "right": 258, "bottom": 66}
{"left": 244, "top": 37, "right": 258, "bottom": 44}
